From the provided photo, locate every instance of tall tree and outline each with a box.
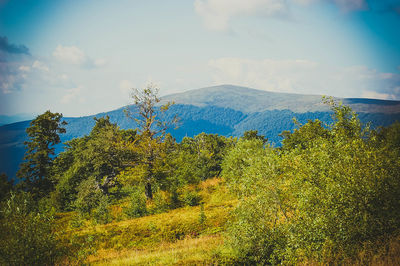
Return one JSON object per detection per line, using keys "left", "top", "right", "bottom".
{"left": 52, "top": 116, "right": 136, "bottom": 210}
{"left": 17, "top": 111, "right": 67, "bottom": 197}
{"left": 124, "top": 84, "right": 177, "bottom": 199}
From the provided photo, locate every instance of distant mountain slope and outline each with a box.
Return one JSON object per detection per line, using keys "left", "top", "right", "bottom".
{"left": 1, "top": 85, "right": 400, "bottom": 179}
{"left": 0, "top": 114, "right": 34, "bottom": 126}
{"left": 161, "top": 85, "right": 400, "bottom": 114}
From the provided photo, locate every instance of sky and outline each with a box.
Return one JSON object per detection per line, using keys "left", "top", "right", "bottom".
{"left": 1, "top": 0, "right": 400, "bottom": 117}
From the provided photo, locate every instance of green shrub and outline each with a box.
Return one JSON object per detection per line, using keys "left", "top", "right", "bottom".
{"left": 93, "top": 195, "right": 112, "bottom": 224}
{"left": 169, "top": 188, "right": 182, "bottom": 209}
{"left": 74, "top": 176, "right": 103, "bottom": 215}
{"left": 150, "top": 191, "right": 169, "bottom": 214}
{"left": 124, "top": 189, "right": 148, "bottom": 218}
{"left": 222, "top": 102, "right": 400, "bottom": 264}
{"left": 184, "top": 191, "right": 202, "bottom": 207}
{"left": 0, "top": 192, "right": 66, "bottom": 265}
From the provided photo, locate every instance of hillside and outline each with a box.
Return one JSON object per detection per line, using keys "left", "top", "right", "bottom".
{"left": 1, "top": 84, "right": 400, "bottom": 179}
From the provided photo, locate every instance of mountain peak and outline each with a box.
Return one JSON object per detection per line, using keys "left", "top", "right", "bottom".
{"left": 162, "top": 84, "right": 328, "bottom": 113}
{"left": 161, "top": 84, "right": 400, "bottom": 114}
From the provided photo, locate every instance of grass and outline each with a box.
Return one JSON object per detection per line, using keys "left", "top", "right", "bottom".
{"left": 57, "top": 178, "right": 236, "bottom": 265}
{"left": 88, "top": 234, "right": 224, "bottom": 265}
{"left": 57, "top": 177, "right": 400, "bottom": 265}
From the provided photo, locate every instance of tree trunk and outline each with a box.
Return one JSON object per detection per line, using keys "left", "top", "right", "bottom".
{"left": 145, "top": 182, "right": 153, "bottom": 200}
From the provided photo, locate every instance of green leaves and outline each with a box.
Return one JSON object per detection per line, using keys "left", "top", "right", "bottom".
{"left": 18, "top": 111, "right": 67, "bottom": 198}
{"left": 223, "top": 99, "right": 400, "bottom": 264}
{"left": 0, "top": 192, "right": 64, "bottom": 265}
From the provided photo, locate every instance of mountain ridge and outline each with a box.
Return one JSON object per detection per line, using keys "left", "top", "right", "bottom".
{"left": 1, "top": 84, "right": 400, "bottom": 179}
{"left": 161, "top": 85, "right": 400, "bottom": 114}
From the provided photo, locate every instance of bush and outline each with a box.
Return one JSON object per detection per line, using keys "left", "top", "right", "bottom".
{"left": 222, "top": 102, "right": 400, "bottom": 264}
{"left": 74, "top": 176, "right": 103, "bottom": 215}
{"left": 93, "top": 195, "right": 112, "bottom": 224}
{"left": 124, "top": 189, "right": 148, "bottom": 218}
{"left": 0, "top": 192, "right": 66, "bottom": 265}
{"left": 184, "top": 191, "right": 202, "bottom": 207}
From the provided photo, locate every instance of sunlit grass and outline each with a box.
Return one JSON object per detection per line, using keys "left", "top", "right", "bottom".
{"left": 55, "top": 177, "right": 400, "bottom": 265}
{"left": 56, "top": 177, "right": 236, "bottom": 264}
{"left": 88, "top": 234, "right": 223, "bottom": 265}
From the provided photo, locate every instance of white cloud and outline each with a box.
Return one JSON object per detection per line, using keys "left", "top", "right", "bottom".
{"left": 194, "top": 0, "right": 289, "bottom": 31}
{"left": 0, "top": 61, "right": 27, "bottom": 94}
{"left": 61, "top": 86, "right": 85, "bottom": 104}
{"left": 0, "top": 75, "right": 15, "bottom": 94}
{"left": 208, "top": 57, "right": 400, "bottom": 100}
{"left": 53, "top": 45, "right": 86, "bottom": 65}
{"left": 32, "top": 60, "right": 49, "bottom": 72}
{"left": 52, "top": 45, "right": 106, "bottom": 68}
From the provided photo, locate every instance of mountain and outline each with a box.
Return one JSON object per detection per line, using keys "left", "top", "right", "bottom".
{"left": 0, "top": 114, "right": 35, "bottom": 126}
{"left": 1, "top": 84, "right": 400, "bottom": 179}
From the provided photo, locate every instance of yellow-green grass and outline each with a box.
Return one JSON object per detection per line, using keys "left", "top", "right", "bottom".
{"left": 88, "top": 234, "right": 224, "bottom": 265}
{"left": 55, "top": 177, "right": 400, "bottom": 265}
{"left": 57, "top": 178, "right": 236, "bottom": 264}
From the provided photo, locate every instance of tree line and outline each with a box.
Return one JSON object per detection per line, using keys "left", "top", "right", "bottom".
{"left": 1, "top": 86, "right": 400, "bottom": 264}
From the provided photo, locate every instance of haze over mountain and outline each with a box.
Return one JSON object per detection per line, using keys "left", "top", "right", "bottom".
{"left": 0, "top": 114, "right": 35, "bottom": 126}
{"left": 1, "top": 85, "right": 400, "bottom": 179}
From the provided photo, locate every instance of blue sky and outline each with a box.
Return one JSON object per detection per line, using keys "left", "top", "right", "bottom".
{"left": 1, "top": 0, "right": 400, "bottom": 116}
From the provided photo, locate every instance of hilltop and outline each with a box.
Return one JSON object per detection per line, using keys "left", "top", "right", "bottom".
{"left": 1, "top": 84, "right": 400, "bottom": 178}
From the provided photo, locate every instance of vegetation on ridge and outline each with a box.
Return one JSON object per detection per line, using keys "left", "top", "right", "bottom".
{"left": 1, "top": 86, "right": 400, "bottom": 265}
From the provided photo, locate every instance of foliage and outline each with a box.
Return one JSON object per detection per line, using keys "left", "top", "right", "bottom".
{"left": 74, "top": 176, "right": 104, "bottom": 215}
{"left": 184, "top": 190, "right": 202, "bottom": 207}
{"left": 0, "top": 192, "right": 65, "bottom": 265}
{"left": 223, "top": 100, "right": 400, "bottom": 264}
{"left": 123, "top": 84, "right": 178, "bottom": 200}
{"left": 7, "top": 90, "right": 400, "bottom": 264}
{"left": 279, "top": 118, "right": 329, "bottom": 151}
{"left": 53, "top": 116, "right": 136, "bottom": 210}
{"left": 0, "top": 173, "right": 12, "bottom": 202}
{"left": 93, "top": 194, "right": 112, "bottom": 224}
{"left": 175, "top": 133, "right": 236, "bottom": 183}
{"left": 124, "top": 188, "right": 148, "bottom": 218}
{"left": 17, "top": 111, "right": 67, "bottom": 198}
{"left": 65, "top": 178, "right": 235, "bottom": 264}
{"left": 241, "top": 129, "right": 268, "bottom": 143}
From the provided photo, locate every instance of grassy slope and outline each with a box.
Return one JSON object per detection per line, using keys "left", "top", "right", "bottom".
{"left": 57, "top": 177, "right": 400, "bottom": 265}
{"left": 59, "top": 178, "right": 236, "bottom": 265}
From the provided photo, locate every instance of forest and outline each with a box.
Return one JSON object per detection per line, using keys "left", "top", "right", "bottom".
{"left": 1, "top": 86, "right": 400, "bottom": 265}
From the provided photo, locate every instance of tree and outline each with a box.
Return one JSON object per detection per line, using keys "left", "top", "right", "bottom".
{"left": 17, "top": 111, "right": 67, "bottom": 198}
{"left": 52, "top": 116, "right": 136, "bottom": 210}
{"left": 124, "top": 84, "right": 177, "bottom": 199}
{"left": 223, "top": 100, "right": 400, "bottom": 264}
{"left": 242, "top": 130, "right": 268, "bottom": 144}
